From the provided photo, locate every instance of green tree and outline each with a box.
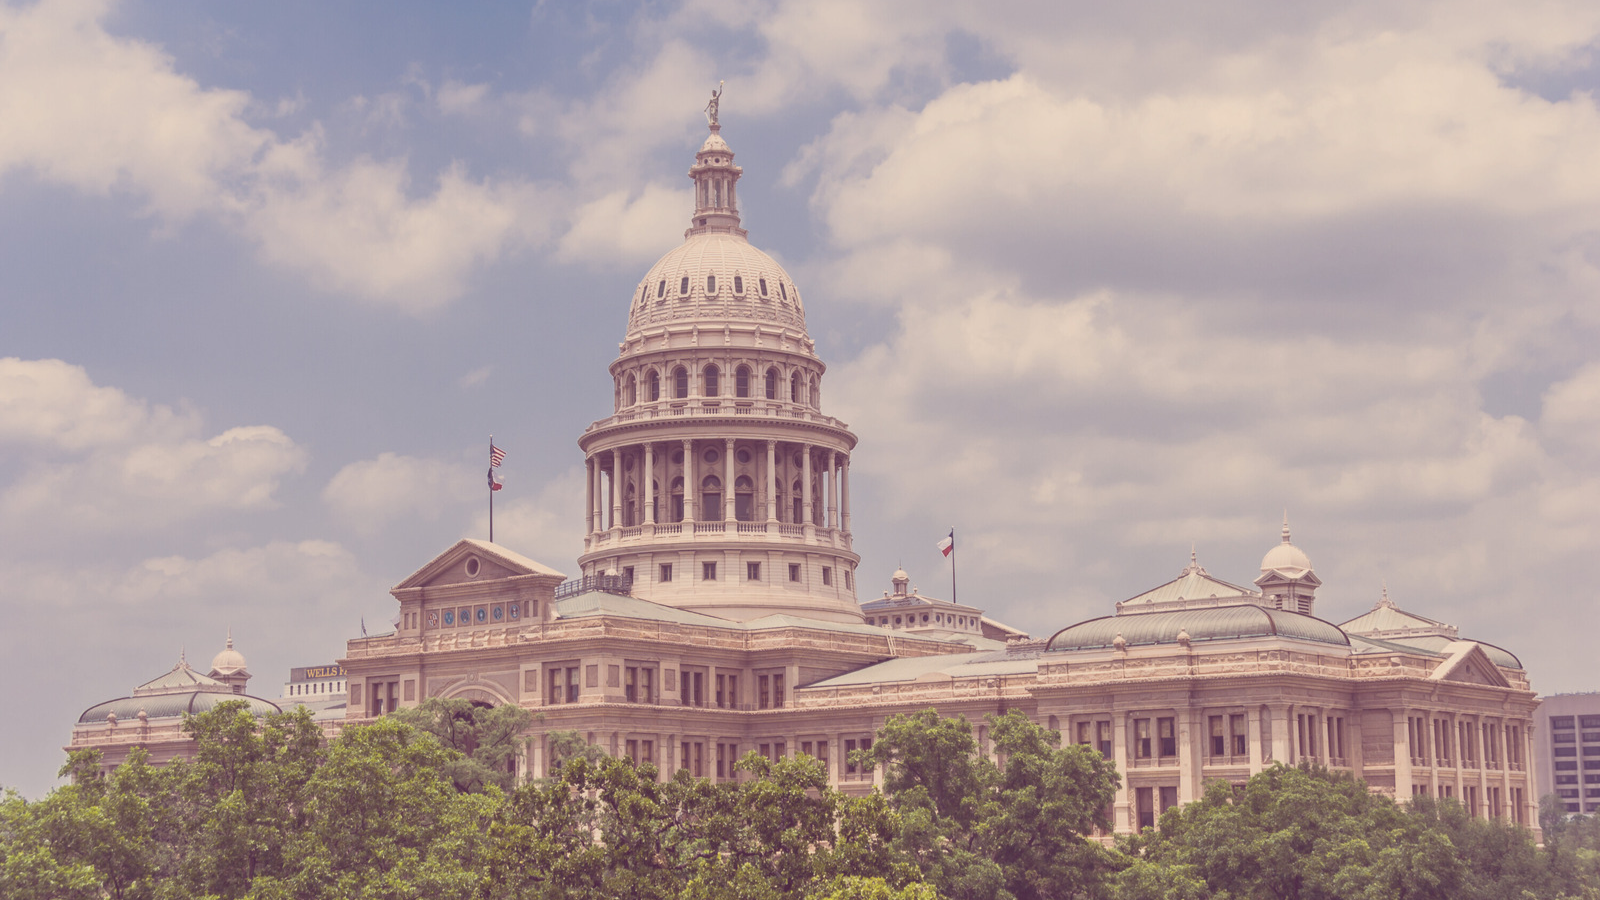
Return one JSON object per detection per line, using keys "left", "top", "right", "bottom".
{"left": 391, "top": 697, "right": 537, "bottom": 793}
{"left": 860, "top": 708, "right": 1120, "bottom": 900}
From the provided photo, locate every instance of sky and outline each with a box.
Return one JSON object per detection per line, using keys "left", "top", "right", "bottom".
{"left": 4, "top": 0, "right": 1600, "bottom": 797}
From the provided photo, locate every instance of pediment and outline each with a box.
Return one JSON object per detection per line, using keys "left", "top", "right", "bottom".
{"left": 1429, "top": 642, "right": 1511, "bottom": 688}
{"left": 392, "top": 539, "right": 566, "bottom": 592}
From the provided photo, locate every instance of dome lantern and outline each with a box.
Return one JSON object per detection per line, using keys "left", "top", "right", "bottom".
{"left": 1254, "top": 514, "right": 1321, "bottom": 615}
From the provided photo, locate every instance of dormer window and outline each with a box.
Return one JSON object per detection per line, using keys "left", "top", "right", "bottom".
{"left": 780, "top": 282, "right": 788, "bottom": 302}
{"left": 734, "top": 275, "right": 743, "bottom": 294}
{"left": 759, "top": 277, "right": 768, "bottom": 296}
{"left": 657, "top": 279, "right": 666, "bottom": 299}
{"left": 680, "top": 276, "right": 690, "bottom": 295}
{"left": 707, "top": 275, "right": 716, "bottom": 293}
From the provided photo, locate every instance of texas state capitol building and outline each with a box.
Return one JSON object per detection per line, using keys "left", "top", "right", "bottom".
{"left": 173, "top": 109, "right": 1551, "bottom": 834}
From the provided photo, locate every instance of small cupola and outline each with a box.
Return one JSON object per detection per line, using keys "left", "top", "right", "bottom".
{"left": 686, "top": 83, "right": 747, "bottom": 239}
{"left": 1254, "top": 514, "right": 1322, "bottom": 615}
{"left": 891, "top": 567, "right": 910, "bottom": 597}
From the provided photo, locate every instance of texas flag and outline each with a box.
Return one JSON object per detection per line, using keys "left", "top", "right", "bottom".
{"left": 487, "top": 468, "right": 503, "bottom": 492}
{"left": 937, "top": 529, "right": 954, "bottom": 557}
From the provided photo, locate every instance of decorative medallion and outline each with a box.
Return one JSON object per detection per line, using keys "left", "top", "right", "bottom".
{"left": 443, "top": 610, "right": 455, "bottom": 625}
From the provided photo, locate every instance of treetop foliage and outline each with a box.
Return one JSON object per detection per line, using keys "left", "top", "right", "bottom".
{"left": 2, "top": 702, "right": 1592, "bottom": 900}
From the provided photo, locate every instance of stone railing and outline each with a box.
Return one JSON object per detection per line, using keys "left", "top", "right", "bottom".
{"left": 584, "top": 522, "right": 851, "bottom": 552}
{"left": 584, "top": 402, "right": 850, "bottom": 434}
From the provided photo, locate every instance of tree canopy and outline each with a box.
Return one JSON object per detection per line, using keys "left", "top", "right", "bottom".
{"left": 4, "top": 701, "right": 1587, "bottom": 900}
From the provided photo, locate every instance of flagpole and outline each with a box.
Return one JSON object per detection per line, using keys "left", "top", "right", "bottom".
{"left": 489, "top": 435, "right": 495, "bottom": 543}
{"left": 950, "top": 527, "right": 957, "bottom": 607}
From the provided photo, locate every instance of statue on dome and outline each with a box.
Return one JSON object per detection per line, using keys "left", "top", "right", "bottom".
{"left": 705, "top": 81, "right": 724, "bottom": 127}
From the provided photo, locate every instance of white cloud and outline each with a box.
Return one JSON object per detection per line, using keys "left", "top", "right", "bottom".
{"left": 0, "top": 359, "right": 306, "bottom": 534}
{"left": 467, "top": 466, "right": 586, "bottom": 574}
{"left": 323, "top": 452, "right": 479, "bottom": 534}
{"left": 0, "top": 0, "right": 551, "bottom": 310}
{"left": 557, "top": 183, "right": 693, "bottom": 266}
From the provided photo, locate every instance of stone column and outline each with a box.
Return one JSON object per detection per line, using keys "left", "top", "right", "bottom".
{"left": 828, "top": 452, "right": 839, "bottom": 530}
{"left": 1247, "top": 706, "right": 1264, "bottom": 775}
{"left": 725, "top": 438, "right": 736, "bottom": 522}
{"left": 682, "top": 439, "right": 696, "bottom": 524}
{"left": 841, "top": 456, "right": 851, "bottom": 534}
{"left": 589, "top": 455, "right": 601, "bottom": 535}
{"left": 801, "top": 446, "right": 814, "bottom": 531}
{"left": 765, "top": 441, "right": 778, "bottom": 523}
{"left": 1393, "top": 709, "right": 1413, "bottom": 800}
{"left": 1178, "top": 709, "right": 1200, "bottom": 803}
{"left": 585, "top": 455, "right": 595, "bottom": 535}
{"left": 1111, "top": 711, "right": 1131, "bottom": 832}
{"left": 643, "top": 442, "right": 655, "bottom": 525}
{"left": 610, "top": 450, "right": 622, "bottom": 530}
{"left": 1269, "top": 704, "right": 1292, "bottom": 765}
{"left": 1499, "top": 718, "right": 1513, "bottom": 818}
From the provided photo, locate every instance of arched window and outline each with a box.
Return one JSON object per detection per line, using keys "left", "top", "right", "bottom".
{"left": 647, "top": 370, "right": 660, "bottom": 402}
{"left": 703, "top": 364, "right": 719, "bottom": 397}
{"left": 680, "top": 276, "right": 690, "bottom": 295}
{"left": 734, "top": 475, "right": 755, "bottom": 521}
{"left": 670, "top": 476, "right": 685, "bottom": 523}
{"left": 625, "top": 374, "right": 636, "bottom": 406}
{"left": 707, "top": 274, "right": 717, "bottom": 293}
{"left": 791, "top": 478, "right": 803, "bottom": 524}
{"left": 701, "top": 475, "right": 722, "bottom": 522}
{"left": 674, "top": 367, "right": 688, "bottom": 399}
{"left": 734, "top": 275, "right": 744, "bottom": 294}
{"left": 790, "top": 372, "right": 801, "bottom": 404}
{"left": 810, "top": 376, "right": 820, "bottom": 408}
{"left": 735, "top": 365, "right": 750, "bottom": 398}
{"left": 765, "top": 367, "right": 778, "bottom": 399}
{"left": 758, "top": 277, "right": 768, "bottom": 297}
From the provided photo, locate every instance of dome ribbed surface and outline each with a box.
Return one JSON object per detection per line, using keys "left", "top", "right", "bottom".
{"left": 1048, "top": 604, "right": 1349, "bottom": 651}
{"left": 628, "top": 234, "right": 807, "bottom": 336}
{"left": 78, "top": 691, "right": 281, "bottom": 724}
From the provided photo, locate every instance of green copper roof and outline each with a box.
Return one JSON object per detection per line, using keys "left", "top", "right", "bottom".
{"left": 1048, "top": 604, "right": 1349, "bottom": 651}
{"left": 1120, "top": 569, "right": 1257, "bottom": 608}
{"left": 78, "top": 691, "right": 281, "bottom": 725}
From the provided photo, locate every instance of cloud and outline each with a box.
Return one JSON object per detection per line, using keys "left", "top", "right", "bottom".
{"left": 557, "top": 183, "right": 693, "bottom": 266}
{"left": 323, "top": 452, "right": 479, "bottom": 534}
{"left": 0, "top": 0, "right": 551, "bottom": 310}
{"left": 457, "top": 366, "right": 492, "bottom": 388}
{"left": 0, "top": 359, "right": 306, "bottom": 535}
{"left": 467, "top": 466, "right": 586, "bottom": 573}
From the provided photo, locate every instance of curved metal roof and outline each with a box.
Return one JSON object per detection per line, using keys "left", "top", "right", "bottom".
{"left": 1048, "top": 604, "right": 1350, "bottom": 651}
{"left": 78, "top": 691, "right": 281, "bottom": 725}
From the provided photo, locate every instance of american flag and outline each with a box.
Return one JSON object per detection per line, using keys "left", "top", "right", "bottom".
{"left": 490, "top": 444, "right": 506, "bottom": 467}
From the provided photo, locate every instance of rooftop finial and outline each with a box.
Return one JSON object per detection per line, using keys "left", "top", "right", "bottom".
{"left": 225, "top": 627, "right": 234, "bottom": 650}
{"left": 705, "top": 81, "right": 724, "bottom": 129}
{"left": 1281, "top": 510, "right": 1292, "bottom": 543}
{"left": 1376, "top": 580, "right": 1393, "bottom": 609}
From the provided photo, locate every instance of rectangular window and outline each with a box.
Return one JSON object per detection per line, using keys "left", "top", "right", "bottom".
{"left": 789, "top": 563, "right": 801, "bottom": 582}
{"left": 1555, "top": 733, "right": 1576, "bottom": 743}
{"left": 844, "top": 569, "right": 852, "bottom": 589}
{"left": 703, "top": 561, "right": 717, "bottom": 581}
{"left": 1097, "top": 721, "right": 1112, "bottom": 758}
{"left": 1159, "top": 786, "right": 1179, "bottom": 812}
{"left": 758, "top": 675, "right": 770, "bottom": 710}
{"left": 822, "top": 566, "right": 832, "bottom": 585}
{"left": 1231, "top": 714, "right": 1247, "bottom": 757}
{"left": 660, "top": 563, "right": 673, "bottom": 582}
{"left": 1158, "top": 717, "right": 1176, "bottom": 758}
{"left": 772, "top": 673, "right": 785, "bottom": 708}
{"left": 625, "top": 665, "right": 654, "bottom": 704}
{"left": 817, "top": 740, "right": 829, "bottom": 766}
{"left": 1557, "top": 747, "right": 1578, "bottom": 756}
{"left": 1210, "top": 716, "right": 1225, "bottom": 757}
{"left": 1558, "top": 775, "right": 1580, "bottom": 784}
{"left": 747, "top": 561, "right": 761, "bottom": 581}
{"left": 1582, "top": 716, "right": 1600, "bottom": 729}
{"left": 1135, "top": 718, "right": 1152, "bottom": 759}
{"left": 845, "top": 739, "right": 858, "bottom": 775}
{"left": 1557, "top": 761, "right": 1579, "bottom": 770}
{"left": 1076, "top": 722, "right": 1092, "bottom": 747}
{"left": 1553, "top": 716, "right": 1576, "bottom": 729}
{"left": 1136, "top": 787, "right": 1155, "bottom": 829}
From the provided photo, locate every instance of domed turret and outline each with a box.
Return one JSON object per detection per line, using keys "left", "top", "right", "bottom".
{"left": 208, "top": 630, "right": 251, "bottom": 694}
{"left": 577, "top": 95, "right": 861, "bottom": 624}
{"left": 1254, "top": 515, "right": 1321, "bottom": 615}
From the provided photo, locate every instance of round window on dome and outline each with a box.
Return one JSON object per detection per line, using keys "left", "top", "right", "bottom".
{"left": 736, "top": 448, "right": 752, "bottom": 464}
{"left": 703, "top": 448, "right": 720, "bottom": 464}
{"left": 671, "top": 449, "right": 684, "bottom": 464}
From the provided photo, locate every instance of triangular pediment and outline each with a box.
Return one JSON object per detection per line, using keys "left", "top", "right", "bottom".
{"left": 393, "top": 539, "right": 566, "bottom": 591}
{"left": 1429, "top": 641, "right": 1511, "bottom": 688}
